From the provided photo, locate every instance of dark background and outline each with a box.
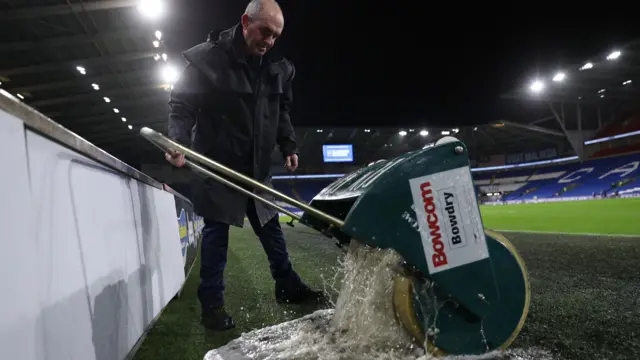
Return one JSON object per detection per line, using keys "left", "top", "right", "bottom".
{"left": 159, "top": 1, "right": 640, "bottom": 128}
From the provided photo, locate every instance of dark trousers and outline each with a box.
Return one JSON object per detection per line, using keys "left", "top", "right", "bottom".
{"left": 198, "top": 200, "right": 301, "bottom": 310}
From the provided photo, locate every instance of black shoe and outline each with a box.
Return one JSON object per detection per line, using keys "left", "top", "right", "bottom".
{"left": 201, "top": 307, "right": 235, "bottom": 331}
{"left": 275, "top": 281, "right": 330, "bottom": 306}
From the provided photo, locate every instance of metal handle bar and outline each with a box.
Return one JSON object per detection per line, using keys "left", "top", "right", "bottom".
{"left": 139, "top": 127, "right": 345, "bottom": 228}
{"left": 189, "top": 160, "right": 303, "bottom": 221}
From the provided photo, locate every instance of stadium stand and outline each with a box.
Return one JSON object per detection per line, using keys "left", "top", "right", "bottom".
{"left": 477, "top": 152, "right": 640, "bottom": 202}
{"left": 271, "top": 151, "right": 640, "bottom": 214}
{"left": 590, "top": 143, "right": 640, "bottom": 158}
{"left": 585, "top": 112, "right": 640, "bottom": 158}
{"left": 273, "top": 179, "right": 335, "bottom": 214}
{"left": 593, "top": 112, "right": 640, "bottom": 139}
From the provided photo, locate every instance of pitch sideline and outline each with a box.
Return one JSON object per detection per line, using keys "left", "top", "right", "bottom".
{"left": 492, "top": 229, "right": 640, "bottom": 238}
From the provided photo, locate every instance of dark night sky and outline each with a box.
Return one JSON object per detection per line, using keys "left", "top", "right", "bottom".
{"left": 158, "top": 1, "right": 640, "bottom": 128}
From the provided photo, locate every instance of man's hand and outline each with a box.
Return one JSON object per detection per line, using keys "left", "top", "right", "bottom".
{"left": 284, "top": 154, "right": 298, "bottom": 172}
{"left": 165, "top": 149, "right": 186, "bottom": 167}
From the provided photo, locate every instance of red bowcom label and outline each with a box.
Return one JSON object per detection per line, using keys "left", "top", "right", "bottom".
{"left": 408, "top": 166, "right": 489, "bottom": 275}
{"left": 419, "top": 181, "right": 449, "bottom": 268}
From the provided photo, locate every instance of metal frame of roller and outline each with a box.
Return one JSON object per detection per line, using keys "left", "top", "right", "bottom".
{"left": 139, "top": 128, "right": 531, "bottom": 357}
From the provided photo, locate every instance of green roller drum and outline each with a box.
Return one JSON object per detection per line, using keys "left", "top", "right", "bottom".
{"left": 139, "top": 127, "right": 530, "bottom": 357}
{"left": 392, "top": 228, "right": 530, "bottom": 355}
{"left": 301, "top": 136, "right": 530, "bottom": 356}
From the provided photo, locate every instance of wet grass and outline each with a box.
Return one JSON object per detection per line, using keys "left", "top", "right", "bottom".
{"left": 132, "top": 223, "right": 344, "bottom": 360}
{"left": 133, "top": 222, "right": 640, "bottom": 360}
{"left": 506, "top": 232, "right": 640, "bottom": 360}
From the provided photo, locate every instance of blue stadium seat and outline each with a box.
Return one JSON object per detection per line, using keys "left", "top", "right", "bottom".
{"left": 251, "top": 152, "right": 640, "bottom": 213}
{"left": 476, "top": 152, "right": 640, "bottom": 201}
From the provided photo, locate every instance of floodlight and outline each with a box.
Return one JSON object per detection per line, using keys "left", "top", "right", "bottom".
{"left": 606, "top": 50, "right": 621, "bottom": 60}
{"left": 161, "top": 64, "right": 179, "bottom": 84}
{"left": 419, "top": 130, "right": 428, "bottom": 136}
{"left": 552, "top": 72, "right": 565, "bottom": 82}
{"left": 529, "top": 80, "right": 544, "bottom": 93}
{"left": 580, "top": 62, "right": 593, "bottom": 70}
{"left": 137, "top": 0, "right": 166, "bottom": 20}
{"left": 399, "top": 130, "right": 407, "bottom": 136}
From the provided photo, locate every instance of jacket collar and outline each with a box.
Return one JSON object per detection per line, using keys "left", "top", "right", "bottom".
{"left": 209, "top": 23, "right": 285, "bottom": 66}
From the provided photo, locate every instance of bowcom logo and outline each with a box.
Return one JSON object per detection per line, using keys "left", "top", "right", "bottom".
{"left": 418, "top": 181, "right": 449, "bottom": 269}
{"left": 409, "top": 167, "right": 488, "bottom": 275}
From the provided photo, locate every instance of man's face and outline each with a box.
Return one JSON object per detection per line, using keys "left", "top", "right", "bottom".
{"left": 241, "top": 13, "right": 283, "bottom": 56}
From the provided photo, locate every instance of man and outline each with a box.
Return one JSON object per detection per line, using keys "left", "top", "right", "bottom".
{"left": 165, "top": 0, "right": 325, "bottom": 331}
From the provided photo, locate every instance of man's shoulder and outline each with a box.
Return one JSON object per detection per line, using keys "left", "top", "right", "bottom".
{"left": 182, "top": 41, "right": 228, "bottom": 67}
{"left": 270, "top": 56, "right": 296, "bottom": 82}
{"left": 181, "top": 39, "right": 296, "bottom": 82}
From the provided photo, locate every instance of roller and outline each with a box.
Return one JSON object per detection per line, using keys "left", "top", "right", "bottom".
{"left": 140, "top": 128, "right": 530, "bottom": 356}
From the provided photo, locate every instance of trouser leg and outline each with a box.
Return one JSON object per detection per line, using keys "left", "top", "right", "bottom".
{"left": 244, "top": 199, "right": 327, "bottom": 305}
{"left": 245, "top": 199, "right": 301, "bottom": 284}
{"left": 197, "top": 219, "right": 230, "bottom": 310}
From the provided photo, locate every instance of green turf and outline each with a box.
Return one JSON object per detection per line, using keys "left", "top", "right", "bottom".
{"left": 133, "top": 199, "right": 640, "bottom": 360}
{"left": 507, "top": 232, "right": 640, "bottom": 360}
{"left": 480, "top": 198, "right": 640, "bottom": 236}
{"left": 132, "top": 223, "right": 344, "bottom": 360}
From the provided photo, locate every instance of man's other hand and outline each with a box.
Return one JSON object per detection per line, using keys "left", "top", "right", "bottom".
{"left": 284, "top": 154, "right": 298, "bottom": 172}
{"left": 165, "top": 150, "right": 186, "bottom": 167}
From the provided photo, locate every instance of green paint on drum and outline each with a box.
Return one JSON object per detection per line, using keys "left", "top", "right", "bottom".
{"left": 411, "top": 231, "right": 530, "bottom": 354}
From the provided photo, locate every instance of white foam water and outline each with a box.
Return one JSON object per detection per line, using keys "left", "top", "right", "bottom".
{"left": 204, "top": 241, "right": 553, "bottom": 360}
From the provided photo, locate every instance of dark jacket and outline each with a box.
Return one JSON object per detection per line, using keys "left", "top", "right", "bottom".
{"left": 168, "top": 23, "right": 298, "bottom": 228}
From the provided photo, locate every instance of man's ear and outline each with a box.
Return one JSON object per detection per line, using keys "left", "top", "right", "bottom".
{"left": 241, "top": 14, "right": 250, "bottom": 30}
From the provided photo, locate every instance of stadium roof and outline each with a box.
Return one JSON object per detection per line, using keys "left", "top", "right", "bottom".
{"left": 270, "top": 124, "right": 572, "bottom": 173}
{"left": 286, "top": 41, "right": 640, "bottom": 171}
{"left": 0, "top": 0, "right": 172, "bottom": 166}
{"left": 498, "top": 39, "right": 640, "bottom": 144}
{"left": 501, "top": 40, "right": 640, "bottom": 105}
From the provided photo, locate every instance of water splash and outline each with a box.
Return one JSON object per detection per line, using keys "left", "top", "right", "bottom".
{"left": 330, "top": 240, "right": 418, "bottom": 353}
{"left": 204, "top": 241, "right": 552, "bottom": 360}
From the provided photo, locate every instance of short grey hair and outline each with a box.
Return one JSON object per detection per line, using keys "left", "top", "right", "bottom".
{"left": 244, "top": 0, "right": 279, "bottom": 18}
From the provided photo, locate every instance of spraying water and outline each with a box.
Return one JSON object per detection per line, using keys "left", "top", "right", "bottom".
{"left": 204, "top": 241, "right": 552, "bottom": 360}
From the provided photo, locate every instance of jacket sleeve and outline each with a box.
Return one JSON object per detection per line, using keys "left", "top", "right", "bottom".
{"left": 276, "top": 61, "right": 298, "bottom": 158}
{"left": 168, "top": 64, "right": 203, "bottom": 148}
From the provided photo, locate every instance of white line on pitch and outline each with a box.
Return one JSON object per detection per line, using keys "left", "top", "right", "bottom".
{"left": 493, "top": 229, "right": 640, "bottom": 238}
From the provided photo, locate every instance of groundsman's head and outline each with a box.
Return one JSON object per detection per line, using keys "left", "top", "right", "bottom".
{"left": 241, "top": 0, "right": 284, "bottom": 56}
